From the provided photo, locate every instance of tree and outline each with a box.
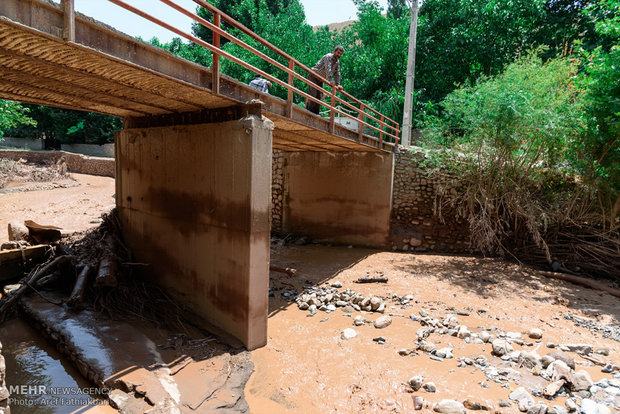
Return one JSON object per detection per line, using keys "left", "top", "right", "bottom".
{"left": 0, "top": 100, "right": 36, "bottom": 138}
{"left": 4, "top": 105, "right": 121, "bottom": 145}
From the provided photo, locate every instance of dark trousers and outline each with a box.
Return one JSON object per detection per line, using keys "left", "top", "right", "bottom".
{"left": 306, "top": 74, "right": 323, "bottom": 115}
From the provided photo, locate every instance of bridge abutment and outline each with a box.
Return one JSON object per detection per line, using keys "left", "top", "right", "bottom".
{"left": 280, "top": 151, "right": 394, "bottom": 247}
{"left": 115, "top": 116, "right": 272, "bottom": 350}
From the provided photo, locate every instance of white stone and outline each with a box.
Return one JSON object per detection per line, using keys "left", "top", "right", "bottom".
{"left": 528, "top": 328, "right": 543, "bottom": 340}
{"left": 433, "top": 399, "right": 465, "bottom": 413}
{"left": 341, "top": 328, "right": 357, "bottom": 340}
{"left": 374, "top": 316, "right": 392, "bottom": 329}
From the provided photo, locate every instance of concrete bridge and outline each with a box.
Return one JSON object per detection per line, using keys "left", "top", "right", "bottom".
{"left": 0, "top": 0, "right": 399, "bottom": 349}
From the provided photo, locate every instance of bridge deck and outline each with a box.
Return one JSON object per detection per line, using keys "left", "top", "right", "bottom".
{"left": 0, "top": 0, "right": 392, "bottom": 152}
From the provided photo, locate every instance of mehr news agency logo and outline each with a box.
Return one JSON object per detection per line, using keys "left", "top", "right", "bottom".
{"left": 7, "top": 385, "right": 110, "bottom": 407}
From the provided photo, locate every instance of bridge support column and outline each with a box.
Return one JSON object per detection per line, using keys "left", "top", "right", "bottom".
{"left": 281, "top": 151, "right": 394, "bottom": 247}
{"left": 115, "top": 116, "right": 273, "bottom": 350}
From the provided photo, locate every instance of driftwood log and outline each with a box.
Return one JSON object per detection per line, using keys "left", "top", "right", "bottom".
{"left": 537, "top": 270, "right": 620, "bottom": 299}
{"left": 354, "top": 276, "right": 389, "bottom": 283}
{"left": 67, "top": 265, "right": 93, "bottom": 309}
{"left": 269, "top": 265, "right": 297, "bottom": 276}
{"left": 95, "top": 256, "right": 118, "bottom": 288}
{"left": 0, "top": 255, "right": 71, "bottom": 318}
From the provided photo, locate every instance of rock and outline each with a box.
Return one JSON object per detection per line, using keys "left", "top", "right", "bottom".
{"left": 374, "top": 316, "right": 392, "bottom": 329}
{"left": 416, "top": 327, "right": 433, "bottom": 340}
{"left": 499, "top": 400, "right": 512, "bottom": 408}
{"left": 547, "top": 406, "right": 568, "bottom": 414}
{"left": 8, "top": 221, "right": 29, "bottom": 241}
{"left": 540, "top": 355, "right": 555, "bottom": 369}
{"left": 341, "top": 328, "right": 357, "bottom": 340}
{"left": 435, "top": 348, "right": 453, "bottom": 359}
{"left": 419, "top": 309, "right": 429, "bottom": 317}
{"left": 442, "top": 315, "right": 459, "bottom": 329}
{"left": 423, "top": 382, "right": 436, "bottom": 393}
{"left": 509, "top": 387, "right": 534, "bottom": 411}
{"left": 546, "top": 360, "right": 572, "bottom": 383}
{"left": 543, "top": 380, "right": 566, "bottom": 398}
{"left": 413, "top": 395, "right": 424, "bottom": 410}
{"left": 570, "top": 370, "right": 593, "bottom": 392}
{"left": 561, "top": 343, "right": 593, "bottom": 355}
{"left": 298, "top": 302, "right": 309, "bottom": 310}
{"left": 492, "top": 339, "right": 513, "bottom": 356}
{"left": 546, "top": 351, "right": 575, "bottom": 370}
{"left": 376, "top": 303, "right": 386, "bottom": 313}
{"left": 506, "top": 332, "right": 523, "bottom": 340}
{"left": 408, "top": 376, "right": 424, "bottom": 391}
{"left": 326, "top": 304, "right": 337, "bottom": 312}
{"left": 354, "top": 315, "right": 365, "bottom": 326}
{"left": 370, "top": 296, "right": 382, "bottom": 311}
{"left": 417, "top": 340, "right": 436, "bottom": 353}
{"left": 463, "top": 399, "right": 489, "bottom": 410}
{"left": 335, "top": 300, "right": 348, "bottom": 307}
{"left": 527, "top": 403, "right": 548, "bottom": 414}
{"left": 521, "top": 351, "right": 541, "bottom": 369}
{"left": 601, "top": 364, "right": 614, "bottom": 373}
{"left": 433, "top": 399, "right": 465, "bottom": 413}
{"left": 564, "top": 398, "right": 578, "bottom": 412}
{"left": 528, "top": 328, "right": 543, "bottom": 340}
{"left": 457, "top": 325, "right": 471, "bottom": 339}
{"left": 373, "top": 336, "right": 386, "bottom": 344}
{"left": 580, "top": 399, "right": 598, "bottom": 414}
{"left": 330, "top": 281, "right": 342, "bottom": 288}
{"left": 398, "top": 349, "right": 411, "bottom": 356}
{"left": 478, "top": 331, "right": 492, "bottom": 343}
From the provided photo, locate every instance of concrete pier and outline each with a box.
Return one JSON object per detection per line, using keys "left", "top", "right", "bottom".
{"left": 281, "top": 151, "right": 394, "bottom": 247}
{"left": 115, "top": 116, "right": 273, "bottom": 350}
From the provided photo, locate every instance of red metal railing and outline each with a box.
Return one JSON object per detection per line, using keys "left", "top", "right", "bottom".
{"left": 100, "top": 0, "right": 400, "bottom": 145}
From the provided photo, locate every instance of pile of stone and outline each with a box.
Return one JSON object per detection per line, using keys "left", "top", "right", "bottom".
{"left": 0, "top": 341, "right": 9, "bottom": 413}
{"left": 296, "top": 283, "right": 388, "bottom": 316}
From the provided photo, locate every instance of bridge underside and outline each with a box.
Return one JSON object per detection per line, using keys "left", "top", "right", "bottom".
{"left": 0, "top": 0, "right": 391, "bottom": 152}
{"left": 0, "top": 1, "right": 395, "bottom": 350}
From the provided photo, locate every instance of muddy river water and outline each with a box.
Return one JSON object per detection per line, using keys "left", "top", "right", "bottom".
{"left": 0, "top": 318, "right": 110, "bottom": 413}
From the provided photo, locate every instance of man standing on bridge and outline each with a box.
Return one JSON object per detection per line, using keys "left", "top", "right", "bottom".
{"left": 305, "top": 46, "right": 344, "bottom": 115}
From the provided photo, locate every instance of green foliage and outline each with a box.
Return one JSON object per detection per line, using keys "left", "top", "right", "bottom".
{"left": 422, "top": 52, "right": 588, "bottom": 256}
{"left": 4, "top": 105, "right": 121, "bottom": 145}
{"left": 0, "top": 100, "right": 36, "bottom": 138}
{"left": 576, "top": 0, "right": 620, "bottom": 214}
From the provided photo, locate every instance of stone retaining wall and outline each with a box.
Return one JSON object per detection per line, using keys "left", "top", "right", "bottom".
{"left": 0, "top": 149, "right": 114, "bottom": 177}
{"left": 271, "top": 150, "right": 284, "bottom": 231}
{"left": 390, "top": 146, "right": 471, "bottom": 253}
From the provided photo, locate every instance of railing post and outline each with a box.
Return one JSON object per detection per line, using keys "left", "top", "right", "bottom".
{"left": 357, "top": 103, "right": 364, "bottom": 143}
{"left": 212, "top": 12, "right": 221, "bottom": 94}
{"left": 329, "top": 85, "right": 336, "bottom": 134}
{"left": 286, "top": 59, "right": 294, "bottom": 118}
{"left": 379, "top": 114, "right": 385, "bottom": 144}
{"left": 61, "top": 0, "right": 75, "bottom": 42}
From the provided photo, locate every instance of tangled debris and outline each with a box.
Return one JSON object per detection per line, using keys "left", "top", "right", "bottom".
{"left": 0, "top": 158, "right": 76, "bottom": 193}
{"left": 0, "top": 209, "right": 194, "bottom": 333}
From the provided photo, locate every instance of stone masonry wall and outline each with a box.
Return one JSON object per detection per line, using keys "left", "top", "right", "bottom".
{"left": 390, "top": 146, "right": 471, "bottom": 253}
{"left": 271, "top": 150, "right": 284, "bottom": 232}
{"left": 0, "top": 149, "right": 114, "bottom": 177}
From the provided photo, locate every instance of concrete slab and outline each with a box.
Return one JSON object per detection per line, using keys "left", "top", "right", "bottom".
{"left": 20, "top": 295, "right": 253, "bottom": 413}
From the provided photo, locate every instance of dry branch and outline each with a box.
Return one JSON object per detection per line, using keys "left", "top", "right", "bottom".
{"left": 0, "top": 255, "right": 71, "bottom": 318}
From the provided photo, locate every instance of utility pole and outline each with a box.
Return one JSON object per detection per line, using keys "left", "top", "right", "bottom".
{"left": 401, "top": 0, "right": 419, "bottom": 147}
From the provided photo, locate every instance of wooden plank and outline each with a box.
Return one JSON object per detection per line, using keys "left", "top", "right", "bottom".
{"left": 0, "top": 245, "right": 48, "bottom": 282}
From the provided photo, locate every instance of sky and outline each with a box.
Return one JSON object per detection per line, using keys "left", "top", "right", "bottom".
{"left": 64, "top": 0, "right": 389, "bottom": 43}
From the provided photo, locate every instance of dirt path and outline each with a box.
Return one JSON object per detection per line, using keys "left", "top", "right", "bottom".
{"left": 0, "top": 173, "right": 115, "bottom": 240}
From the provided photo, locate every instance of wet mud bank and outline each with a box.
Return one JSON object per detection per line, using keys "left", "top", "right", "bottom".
{"left": 17, "top": 294, "right": 254, "bottom": 413}
{"left": 248, "top": 244, "right": 620, "bottom": 413}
